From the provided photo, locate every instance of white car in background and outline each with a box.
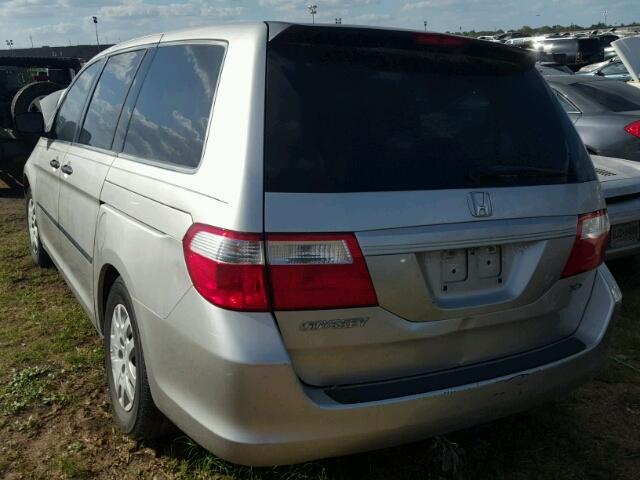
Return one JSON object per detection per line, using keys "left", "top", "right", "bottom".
{"left": 592, "top": 155, "right": 640, "bottom": 259}
{"left": 613, "top": 36, "right": 640, "bottom": 89}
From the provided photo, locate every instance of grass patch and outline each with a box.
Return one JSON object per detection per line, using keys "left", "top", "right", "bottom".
{"left": 167, "top": 436, "right": 332, "bottom": 480}
{"left": 52, "top": 452, "right": 91, "bottom": 479}
{"left": 0, "top": 366, "right": 69, "bottom": 415}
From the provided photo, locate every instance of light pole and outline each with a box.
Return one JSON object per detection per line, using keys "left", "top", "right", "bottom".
{"left": 5, "top": 39, "right": 13, "bottom": 54}
{"left": 335, "top": 17, "right": 342, "bottom": 25}
{"left": 307, "top": 4, "right": 317, "bottom": 24}
{"left": 92, "top": 16, "right": 100, "bottom": 46}
{"left": 423, "top": 20, "right": 428, "bottom": 32}
{"left": 603, "top": 9, "right": 608, "bottom": 26}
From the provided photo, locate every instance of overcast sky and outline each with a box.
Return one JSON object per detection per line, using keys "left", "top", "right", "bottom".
{"left": 1, "top": 0, "right": 639, "bottom": 48}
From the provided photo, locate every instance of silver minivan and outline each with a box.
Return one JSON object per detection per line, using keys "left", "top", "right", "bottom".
{"left": 20, "top": 23, "right": 621, "bottom": 466}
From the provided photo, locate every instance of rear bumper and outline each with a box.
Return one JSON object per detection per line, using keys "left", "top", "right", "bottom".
{"left": 138, "top": 265, "right": 621, "bottom": 466}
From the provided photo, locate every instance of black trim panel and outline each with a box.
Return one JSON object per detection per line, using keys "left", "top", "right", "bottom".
{"left": 37, "top": 202, "right": 93, "bottom": 263}
{"left": 325, "top": 337, "right": 586, "bottom": 405}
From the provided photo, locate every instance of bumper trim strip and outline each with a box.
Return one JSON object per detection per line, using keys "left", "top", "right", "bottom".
{"left": 325, "top": 337, "right": 586, "bottom": 404}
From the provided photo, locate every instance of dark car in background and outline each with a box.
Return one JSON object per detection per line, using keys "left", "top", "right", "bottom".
{"left": 534, "top": 37, "right": 603, "bottom": 70}
{"left": 0, "top": 56, "right": 80, "bottom": 188}
{"left": 536, "top": 62, "right": 574, "bottom": 76}
{"left": 547, "top": 75, "right": 640, "bottom": 161}
{"left": 0, "top": 56, "right": 80, "bottom": 130}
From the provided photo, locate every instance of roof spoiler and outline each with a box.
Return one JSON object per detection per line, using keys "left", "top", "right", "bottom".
{"left": 267, "top": 24, "right": 534, "bottom": 69}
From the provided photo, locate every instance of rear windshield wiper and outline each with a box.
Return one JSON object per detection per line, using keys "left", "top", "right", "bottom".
{"left": 468, "top": 165, "right": 568, "bottom": 182}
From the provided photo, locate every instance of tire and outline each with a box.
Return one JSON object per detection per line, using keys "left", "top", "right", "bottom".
{"left": 104, "top": 278, "right": 173, "bottom": 440}
{"left": 10, "top": 81, "right": 61, "bottom": 119}
{"left": 25, "top": 189, "right": 52, "bottom": 267}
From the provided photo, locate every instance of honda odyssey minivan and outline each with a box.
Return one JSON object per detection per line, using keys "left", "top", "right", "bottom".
{"left": 19, "top": 23, "right": 621, "bottom": 466}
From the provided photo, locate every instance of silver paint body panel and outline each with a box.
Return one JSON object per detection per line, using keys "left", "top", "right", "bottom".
{"left": 22, "top": 22, "right": 621, "bottom": 466}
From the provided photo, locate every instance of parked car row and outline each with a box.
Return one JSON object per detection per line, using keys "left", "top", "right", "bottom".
{"left": 13, "top": 24, "right": 631, "bottom": 467}
{"left": 547, "top": 75, "right": 640, "bottom": 161}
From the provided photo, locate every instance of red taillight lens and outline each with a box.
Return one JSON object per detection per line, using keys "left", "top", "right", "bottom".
{"left": 624, "top": 120, "right": 640, "bottom": 139}
{"left": 561, "top": 210, "right": 610, "bottom": 278}
{"left": 184, "top": 226, "right": 378, "bottom": 312}
{"left": 183, "top": 224, "right": 270, "bottom": 311}
{"left": 266, "top": 233, "right": 378, "bottom": 311}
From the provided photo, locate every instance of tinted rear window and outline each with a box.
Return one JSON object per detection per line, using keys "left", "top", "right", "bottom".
{"left": 571, "top": 81, "right": 640, "bottom": 112}
{"left": 265, "top": 28, "right": 595, "bottom": 193}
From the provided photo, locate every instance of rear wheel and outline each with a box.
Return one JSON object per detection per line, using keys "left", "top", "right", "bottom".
{"left": 104, "top": 278, "right": 173, "bottom": 439}
{"left": 25, "top": 189, "right": 52, "bottom": 267}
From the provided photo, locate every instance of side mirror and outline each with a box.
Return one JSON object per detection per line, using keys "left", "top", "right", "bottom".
{"left": 14, "top": 112, "right": 45, "bottom": 136}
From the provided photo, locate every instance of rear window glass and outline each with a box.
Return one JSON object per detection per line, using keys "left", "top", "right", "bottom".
{"left": 265, "top": 29, "right": 595, "bottom": 193}
{"left": 572, "top": 81, "right": 640, "bottom": 112}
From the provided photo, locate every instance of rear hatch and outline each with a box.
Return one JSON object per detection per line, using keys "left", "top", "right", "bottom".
{"left": 263, "top": 25, "right": 605, "bottom": 387}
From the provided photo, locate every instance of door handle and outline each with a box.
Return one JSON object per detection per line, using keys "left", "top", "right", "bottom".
{"left": 61, "top": 164, "right": 73, "bottom": 175}
{"left": 49, "top": 159, "right": 60, "bottom": 169}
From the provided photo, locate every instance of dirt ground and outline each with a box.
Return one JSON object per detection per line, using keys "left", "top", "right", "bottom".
{"left": 0, "top": 180, "right": 639, "bottom": 480}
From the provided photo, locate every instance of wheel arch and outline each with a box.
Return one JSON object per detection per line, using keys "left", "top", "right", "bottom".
{"left": 23, "top": 174, "right": 30, "bottom": 196}
{"left": 97, "top": 264, "right": 122, "bottom": 335}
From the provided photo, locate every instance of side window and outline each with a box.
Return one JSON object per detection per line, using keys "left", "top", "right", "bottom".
{"left": 122, "top": 44, "right": 225, "bottom": 168}
{"left": 79, "top": 50, "right": 145, "bottom": 150}
{"left": 554, "top": 91, "right": 580, "bottom": 114}
{"left": 54, "top": 60, "right": 104, "bottom": 142}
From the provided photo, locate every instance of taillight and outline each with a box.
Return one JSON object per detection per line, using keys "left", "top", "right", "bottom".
{"left": 183, "top": 224, "right": 270, "bottom": 311}
{"left": 266, "top": 233, "right": 378, "bottom": 310}
{"left": 413, "top": 33, "right": 469, "bottom": 48}
{"left": 624, "top": 120, "right": 640, "bottom": 139}
{"left": 183, "top": 226, "right": 378, "bottom": 311}
{"left": 561, "top": 210, "right": 610, "bottom": 278}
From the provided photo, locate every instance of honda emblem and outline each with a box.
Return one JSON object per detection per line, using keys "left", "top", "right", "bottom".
{"left": 467, "top": 192, "right": 492, "bottom": 218}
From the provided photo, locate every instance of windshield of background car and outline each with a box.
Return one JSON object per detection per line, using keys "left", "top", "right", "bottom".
{"left": 265, "top": 27, "right": 596, "bottom": 193}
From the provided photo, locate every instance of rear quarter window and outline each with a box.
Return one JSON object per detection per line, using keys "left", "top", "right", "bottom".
{"left": 122, "top": 44, "right": 225, "bottom": 169}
